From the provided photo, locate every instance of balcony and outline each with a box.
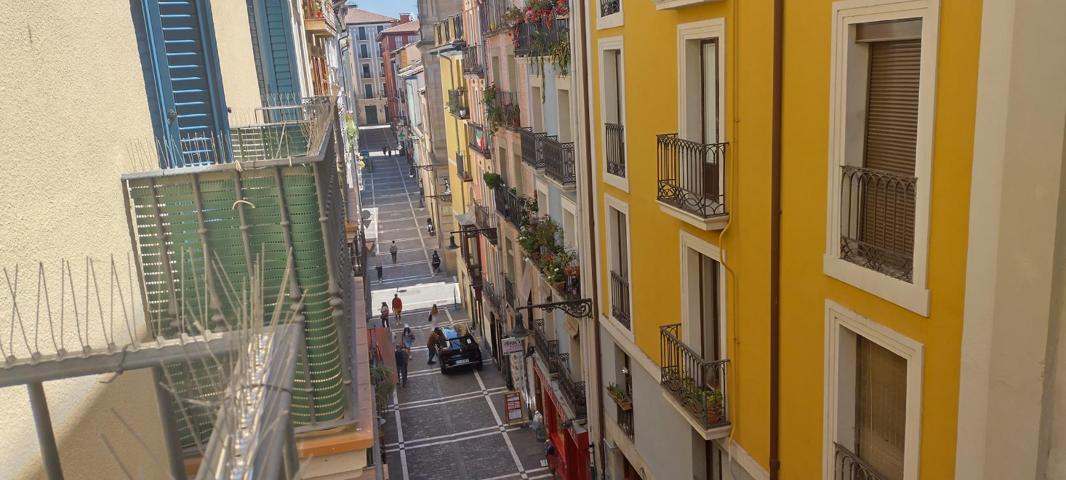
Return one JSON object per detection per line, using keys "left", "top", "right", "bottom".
{"left": 839, "top": 165, "right": 916, "bottom": 282}
{"left": 482, "top": 280, "right": 503, "bottom": 313}
{"left": 456, "top": 152, "right": 473, "bottom": 182}
{"left": 659, "top": 324, "right": 730, "bottom": 437}
{"left": 448, "top": 88, "right": 469, "bottom": 119}
{"left": 463, "top": 44, "right": 485, "bottom": 77}
{"left": 303, "top": 0, "right": 337, "bottom": 34}
{"left": 542, "top": 136, "right": 576, "bottom": 186}
{"left": 515, "top": 17, "right": 570, "bottom": 59}
{"left": 480, "top": 0, "right": 513, "bottom": 37}
{"left": 555, "top": 353, "right": 587, "bottom": 419}
{"left": 605, "top": 123, "right": 626, "bottom": 177}
{"left": 609, "top": 271, "right": 631, "bottom": 328}
{"left": 504, "top": 276, "right": 516, "bottom": 308}
{"left": 521, "top": 216, "right": 581, "bottom": 300}
{"left": 474, "top": 202, "right": 499, "bottom": 244}
{"left": 600, "top": 0, "right": 621, "bottom": 16}
{"left": 486, "top": 85, "right": 521, "bottom": 132}
{"left": 532, "top": 319, "right": 559, "bottom": 375}
{"left": 468, "top": 123, "right": 492, "bottom": 158}
{"left": 656, "top": 134, "right": 729, "bottom": 230}
{"left": 494, "top": 184, "right": 528, "bottom": 227}
{"left": 607, "top": 384, "right": 634, "bottom": 438}
{"left": 833, "top": 443, "right": 891, "bottom": 480}
{"left": 521, "top": 128, "right": 548, "bottom": 169}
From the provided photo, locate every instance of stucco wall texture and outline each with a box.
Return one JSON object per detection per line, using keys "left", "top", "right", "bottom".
{"left": 0, "top": 1, "right": 262, "bottom": 478}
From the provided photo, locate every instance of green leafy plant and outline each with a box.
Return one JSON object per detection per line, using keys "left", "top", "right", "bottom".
{"left": 483, "top": 172, "right": 504, "bottom": 189}
{"left": 370, "top": 365, "right": 395, "bottom": 413}
{"left": 447, "top": 86, "right": 468, "bottom": 117}
{"left": 484, "top": 83, "right": 520, "bottom": 132}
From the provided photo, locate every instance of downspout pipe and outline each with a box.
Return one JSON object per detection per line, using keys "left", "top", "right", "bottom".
{"left": 769, "top": 0, "right": 783, "bottom": 477}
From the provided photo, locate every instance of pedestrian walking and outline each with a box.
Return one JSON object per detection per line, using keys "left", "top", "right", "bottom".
{"left": 389, "top": 241, "right": 398, "bottom": 263}
{"left": 379, "top": 302, "right": 390, "bottom": 329}
{"left": 426, "top": 218, "right": 435, "bottom": 236}
{"left": 394, "top": 344, "right": 409, "bottom": 387}
{"left": 427, "top": 327, "right": 442, "bottom": 364}
{"left": 427, "top": 303, "right": 440, "bottom": 329}
{"left": 431, "top": 251, "right": 441, "bottom": 273}
{"left": 392, "top": 293, "right": 403, "bottom": 322}
{"left": 375, "top": 263, "right": 383, "bottom": 282}
{"left": 545, "top": 441, "right": 559, "bottom": 477}
{"left": 381, "top": 145, "right": 388, "bottom": 157}
{"left": 402, "top": 325, "right": 415, "bottom": 350}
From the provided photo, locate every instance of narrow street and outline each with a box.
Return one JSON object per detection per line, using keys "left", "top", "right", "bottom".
{"left": 359, "top": 127, "right": 551, "bottom": 480}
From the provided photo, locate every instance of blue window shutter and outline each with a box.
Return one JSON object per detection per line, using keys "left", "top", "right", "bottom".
{"left": 141, "top": 0, "right": 229, "bottom": 167}
{"left": 253, "top": 0, "right": 300, "bottom": 101}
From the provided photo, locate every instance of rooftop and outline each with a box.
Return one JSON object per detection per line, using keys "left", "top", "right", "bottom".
{"left": 381, "top": 20, "right": 420, "bottom": 35}
{"left": 344, "top": 7, "right": 396, "bottom": 25}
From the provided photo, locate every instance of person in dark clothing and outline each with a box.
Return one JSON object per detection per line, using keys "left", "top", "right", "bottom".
{"left": 379, "top": 302, "right": 390, "bottom": 329}
{"left": 381, "top": 145, "right": 389, "bottom": 157}
{"left": 426, "top": 328, "right": 443, "bottom": 364}
{"left": 394, "top": 344, "right": 409, "bottom": 387}
{"left": 431, "top": 251, "right": 441, "bottom": 273}
{"left": 389, "top": 241, "right": 398, "bottom": 263}
{"left": 375, "top": 263, "right": 383, "bottom": 282}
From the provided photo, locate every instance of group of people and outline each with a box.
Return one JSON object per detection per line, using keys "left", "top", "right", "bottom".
{"left": 378, "top": 293, "right": 405, "bottom": 329}
{"left": 374, "top": 240, "right": 443, "bottom": 283}
{"left": 392, "top": 305, "right": 445, "bottom": 388}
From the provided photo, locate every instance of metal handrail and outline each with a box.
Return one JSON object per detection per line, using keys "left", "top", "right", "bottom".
{"left": 605, "top": 122, "right": 626, "bottom": 177}
{"left": 515, "top": 17, "right": 569, "bottom": 58}
{"left": 521, "top": 129, "right": 548, "bottom": 168}
{"left": 833, "top": 443, "right": 890, "bottom": 480}
{"left": 659, "top": 323, "right": 729, "bottom": 429}
{"left": 839, "top": 165, "right": 916, "bottom": 282}
{"left": 600, "top": 0, "right": 620, "bottom": 17}
{"left": 531, "top": 319, "right": 559, "bottom": 374}
{"left": 493, "top": 184, "right": 526, "bottom": 227}
{"left": 609, "top": 270, "right": 630, "bottom": 328}
{"left": 543, "top": 136, "right": 576, "bottom": 185}
{"left": 656, "top": 133, "right": 729, "bottom": 219}
{"left": 555, "top": 353, "right": 587, "bottom": 419}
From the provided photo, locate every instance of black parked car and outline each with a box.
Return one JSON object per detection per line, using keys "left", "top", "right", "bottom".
{"left": 438, "top": 327, "right": 483, "bottom": 373}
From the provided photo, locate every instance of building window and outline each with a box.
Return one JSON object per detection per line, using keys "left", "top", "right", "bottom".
{"left": 598, "top": 0, "right": 622, "bottom": 29}
{"left": 825, "top": 1, "right": 938, "bottom": 315}
{"left": 359, "top": 44, "right": 369, "bottom": 58}
{"left": 825, "top": 301, "right": 923, "bottom": 480}
{"left": 605, "top": 195, "right": 631, "bottom": 329}
{"left": 362, "top": 64, "right": 371, "bottom": 78}
{"left": 598, "top": 37, "right": 626, "bottom": 187}
{"left": 364, "top": 84, "right": 373, "bottom": 98}
{"left": 358, "top": 26, "right": 367, "bottom": 40}
{"left": 380, "top": 62, "right": 385, "bottom": 75}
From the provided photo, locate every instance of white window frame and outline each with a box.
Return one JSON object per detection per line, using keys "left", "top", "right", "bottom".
{"left": 678, "top": 231, "right": 727, "bottom": 358}
{"left": 560, "top": 195, "right": 578, "bottom": 251}
{"left": 676, "top": 19, "right": 725, "bottom": 143}
{"left": 598, "top": 36, "right": 629, "bottom": 192}
{"left": 597, "top": 0, "right": 624, "bottom": 30}
{"left": 823, "top": 0, "right": 939, "bottom": 316}
{"left": 604, "top": 193, "right": 634, "bottom": 334}
{"left": 823, "top": 299, "right": 924, "bottom": 480}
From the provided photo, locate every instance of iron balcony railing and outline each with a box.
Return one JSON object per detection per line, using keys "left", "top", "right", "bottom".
{"left": 555, "top": 353, "right": 587, "bottom": 419}
{"left": 482, "top": 280, "right": 503, "bottom": 313}
{"left": 468, "top": 122, "right": 492, "bottom": 157}
{"left": 456, "top": 152, "right": 472, "bottom": 181}
{"left": 659, "top": 324, "right": 729, "bottom": 430}
{"left": 463, "top": 44, "right": 485, "bottom": 77}
{"left": 480, "top": 0, "right": 511, "bottom": 37}
{"left": 833, "top": 443, "right": 890, "bottom": 480}
{"left": 543, "top": 136, "right": 576, "bottom": 186}
{"left": 474, "top": 202, "right": 499, "bottom": 244}
{"left": 600, "top": 0, "right": 621, "bottom": 17}
{"left": 448, "top": 89, "right": 469, "bottom": 119}
{"left": 618, "top": 407, "right": 634, "bottom": 438}
{"left": 532, "top": 319, "right": 559, "bottom": 375}
{"left": 609, "top": 271, "right": 631, "bottom": 329}
{"left": 605, "top": 123, "right": 626, "bottom": 177}
{"left": 839, "top": 165, "right": 916, "bottom": 282}
{"left": 515, "top": 17, "right": 570, "bottom": 58}
{"left": 656, "top": 134, "right": 729, "bottom": 219}
{"left": 504, "top": 276, "right": 516, "bottom": 308}
{"left": 494, "top": 184, "right": 526, "bottom": 227}
{"left": 521, "top": 129, "right": 548, "bottom": 169}
{"left": 488, "top": 89, "right": 522, "bottom": 131}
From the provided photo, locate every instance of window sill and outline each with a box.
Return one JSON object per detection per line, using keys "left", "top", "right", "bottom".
{"left": 823, "top": 255, "right": 930, "bottom": 316}
{"left": 653, "top": 0, "right": 724, "bottom": 10}
{"left": 598, "top": 12, "right": 623, "bottom": 30}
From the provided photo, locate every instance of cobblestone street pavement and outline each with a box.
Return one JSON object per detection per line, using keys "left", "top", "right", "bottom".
{"left": 359, "top": 143, "right": 551, "bottom": 480}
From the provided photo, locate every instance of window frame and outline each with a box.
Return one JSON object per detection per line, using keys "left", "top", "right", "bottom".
{"left": 823, "top": 300, "right": 924, "bottom": 480}
{"left": 678, "top": 230, "right": 727, "bottom": 359}
{"left": 598, "top": 36, "right": 628, "bottom": 192}
{"left": 604, "top": 193, "right": 634, "bottom": 335}
{"left": 597, "top": 0, "right": 623, "bottom": 29}
{"left": 823, "top": 0, "right": 940, "bottom": 316}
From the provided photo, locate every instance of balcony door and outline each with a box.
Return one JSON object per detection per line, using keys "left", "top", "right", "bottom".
{"left": 700, "top": 40, "right": 721, "bottom": 201}
{"left": 682, "top": 240, "right": 722, "bottom": 363}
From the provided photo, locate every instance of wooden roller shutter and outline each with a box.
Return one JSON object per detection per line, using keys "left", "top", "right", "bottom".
{"left": 859, "top": 37, "right": 920, "bottom": 272}
{"left": 856, "top": 336, "right": 907, "bottom": 480}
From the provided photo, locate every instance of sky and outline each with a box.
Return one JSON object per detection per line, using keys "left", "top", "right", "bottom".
{"left": 348, "top": 0, "right": 418, "bottom": 19}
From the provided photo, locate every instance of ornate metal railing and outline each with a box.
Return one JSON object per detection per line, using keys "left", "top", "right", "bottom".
{"left": 659, "top": 324, "right": 729, "bottom": 430}
{"left": 600, "top": 0, "right": 621, "bottom": 16}
{"left": 543, "top": 136, "right": 576, "bottom": 186}
{"left": 474, "top": 202, "right": 498, "bottom": 244}
{"left": 605, "top": 122, "right": 626, "bottom": 177}
{"left": 480, "top": 0, "right": 511, "bottom": 37}
{"left": 448, "top": 89, "right": 469, "bottom": 119}
{"left": 515, "top": 17, "right": 570, "bottom": 58}
{"left": 656, "top": 134, "right": 728, "bottom": 219}
{"left": 468, "top": 123, "right": 492, "bottom": 157}
{"left": 504, "top": 276, "right": 516, "bottom": 308}
{"left": 483, "top": 280, "right": 503, "bottom": 313}
{"left": 555, "top": 353, "right": 587, "bottom": 419}
{"left": 609, "top": 271, "right": 630, "bottom": 328}
{"left": 488, "top": 89, "right": 521, "bottom": 131}
{"left": 618, "top": 407, "right": 634, "bottom": 438}
{"left": 463, "top": 44, "right": 485, "bottom": 77}
{"left": 833, "top": 443, "right": 890, "bottom": 480}
{"left": 839, "top": 165, "right": 916, "bottom": 282}
{"left": 456, "top": 151, "right": 472, "bottom": 181}
{"left": 494, "top": 184, "right": 526, "bottom": 227}
{"left": 532, "top": 319, "right": 559, "bottom": 375}
{"left": 521, "top": 128, "right": 548, "bottom": 168}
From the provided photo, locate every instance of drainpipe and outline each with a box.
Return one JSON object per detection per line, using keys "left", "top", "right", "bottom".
{"left": 769, "top": 0, "right": 783, "bottom": 477}
{"left": 574, "top": 0, "right": 606, "bottom": 477}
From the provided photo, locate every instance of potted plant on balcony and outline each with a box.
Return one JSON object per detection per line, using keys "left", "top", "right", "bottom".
{"left": 447, "top": 86, "right": 468, "bottom": 118}
{"left": 703, "top": 388, "right": 725, "bottom": 425}
{"left": 483, "top": 172, "right": 504, "bottom": 189}
{"left": 607, "top": 383, "right": 632, "bottom": 411}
